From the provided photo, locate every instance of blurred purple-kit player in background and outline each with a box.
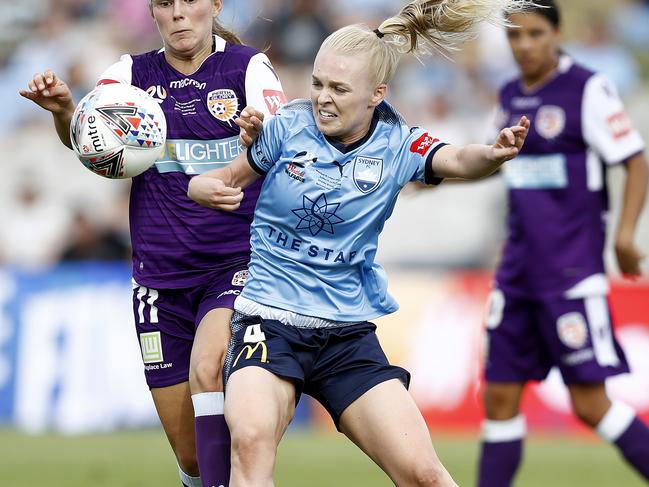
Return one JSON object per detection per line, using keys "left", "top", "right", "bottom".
{"left": 478, "top": 1, "right": 649, "bottom": 486}
{"left": 19, "top": 1, "right": 286, "bottom": 486}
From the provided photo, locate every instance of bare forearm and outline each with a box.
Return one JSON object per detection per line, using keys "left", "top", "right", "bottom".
{"left": 200, "top": 153, "right": 259, "bottom": 189}
{"left": 188, "top": 150, "right": 261, "bottom": 210}
{"left": 617, "top": 153, "right": 649, "bottom": 241}
{"left": 433, "top": 144, "right": 502, "bottom": 179}
{"left": 53, "top": 108, "right": 74, "bottom": 150}
{"left": 200, "top": 166, "right": 232, "bottom": 186}
{"left": 456, "top": 144, "right": 505, "bottom": 178}
{"left": 430, "top": 117, "right": 529, "bottom": 180}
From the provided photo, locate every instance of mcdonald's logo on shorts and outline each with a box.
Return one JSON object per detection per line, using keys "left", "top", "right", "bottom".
{"left": 233, "top": 342, "right": 269, "bottom": 367}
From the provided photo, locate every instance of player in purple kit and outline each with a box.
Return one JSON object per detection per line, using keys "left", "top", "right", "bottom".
{"left": 19, "top": 1, "right": 286, "bottom": 486}
{"left": 477, "top": 2, "right": 649, "bottom": 486}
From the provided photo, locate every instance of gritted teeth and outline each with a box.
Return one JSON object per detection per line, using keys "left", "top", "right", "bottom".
{"left": 319, "top": 110, "right": 336, "bottom": 118}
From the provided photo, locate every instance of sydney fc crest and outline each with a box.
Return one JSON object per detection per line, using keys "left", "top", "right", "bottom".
{"left": 353, "top": 156, "right": 383, "bottom": 194}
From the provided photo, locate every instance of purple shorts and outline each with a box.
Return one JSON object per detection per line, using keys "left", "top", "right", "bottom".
{"left": 133, "top": 265, "right": 249, "bottom": 389}
{"left": 484, "top": 288, "right": 630, "bottom": 384}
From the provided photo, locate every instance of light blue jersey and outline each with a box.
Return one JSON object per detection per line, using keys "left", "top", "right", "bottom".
{"left": 242, "top": 100, "right": 447, "bottom": 321}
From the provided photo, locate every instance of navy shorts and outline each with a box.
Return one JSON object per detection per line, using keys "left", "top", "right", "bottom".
{"left": 224, "top": 312, "right": 410, "bottom": 428}
{"left": 484, "top": 288, "right": 630, "bottom": 385}
{"left": 133, "top": 264, "right": 249, "bottom": 389}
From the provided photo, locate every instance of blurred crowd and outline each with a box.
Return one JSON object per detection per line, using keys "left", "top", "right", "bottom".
{"left": 2, "top": 0, "right": 649, "bottom": 270}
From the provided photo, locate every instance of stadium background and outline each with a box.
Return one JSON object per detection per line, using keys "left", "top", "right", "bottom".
{"left": 1, "top": 0, "right": 648, "bottom": 485}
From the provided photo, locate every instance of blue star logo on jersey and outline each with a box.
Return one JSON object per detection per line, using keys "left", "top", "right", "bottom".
{"left": 292, "top": 193, "right": 344, "bottom": 236}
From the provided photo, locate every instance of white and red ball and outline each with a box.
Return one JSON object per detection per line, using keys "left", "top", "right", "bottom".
{"left": 70, "top": 83, "right": 167, "bottom": 179}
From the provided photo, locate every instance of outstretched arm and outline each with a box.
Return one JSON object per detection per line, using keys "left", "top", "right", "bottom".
{"left": 19, "top": 70, "right": 75, "bottom": 149}
{"left": 431, "top": 116, "right": 530, "bottom": 179}
{"left": 188, "top": 149, "right": 262, "bottom": 211}
{"left": 615, "top": 152, "right": 648, "bottom": 278}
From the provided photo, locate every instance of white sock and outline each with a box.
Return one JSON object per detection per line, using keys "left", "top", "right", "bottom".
{"left": 596, "top": 401, "right": 635, "bottom": 442}
{"left": 191, "top": 391, "right": 225, "bottom": 416}
{"left": 178, "top": 464, "right": 201, "bottom": 487}
{"left": 482, "top": 414, "right": 527, "bottom": 442}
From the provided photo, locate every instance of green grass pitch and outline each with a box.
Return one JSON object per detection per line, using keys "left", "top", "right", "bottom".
{"left": 0, "top": 429, "right": 645, "bottom": 486}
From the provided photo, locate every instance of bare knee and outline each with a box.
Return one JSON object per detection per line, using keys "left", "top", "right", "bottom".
{"left": 573, "top": 407, "right": 600, "bottom": 427}
{"left": 402, "top": 461, "right": 454, "bottom": 487}
{"left": 189, "top": 351, "right": 225, "bottom": 392}
{"left": 484, "top": 383, "right": 523, "bottom": 420}
{"left": 572, "top": 396, "right": 610, "bottom": 427}
{"left": 230, "top": 424, "right": 275, "bottom": 465}
{"left": 569, "top": 384, "right": 611, "bottom": 428}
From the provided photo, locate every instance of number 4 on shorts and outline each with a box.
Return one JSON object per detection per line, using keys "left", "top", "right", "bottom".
{"left": 243, "top": 324, "right": 266, "bottom": 343}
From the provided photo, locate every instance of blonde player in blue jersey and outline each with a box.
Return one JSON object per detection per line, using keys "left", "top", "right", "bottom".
{"left": 20, "top": 1, "right": 286, "bottom": 486}
{"left": 189, "top": 0, "right": 530, "bottom": 485}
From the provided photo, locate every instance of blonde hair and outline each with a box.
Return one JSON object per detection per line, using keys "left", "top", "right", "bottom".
{"left": 321, "top": 0, "right": 532, "bottom": 85}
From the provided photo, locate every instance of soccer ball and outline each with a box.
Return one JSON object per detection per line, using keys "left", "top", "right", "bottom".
{"left": 70, "top": 83, "right": 167, "bottom": 179}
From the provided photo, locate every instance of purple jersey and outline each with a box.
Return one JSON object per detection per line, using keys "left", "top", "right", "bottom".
{"left": 98, "top": 36, "right": 285, "bottom": 288}
{"left": 494, "top": 56, "right": 644, "bottom": 298}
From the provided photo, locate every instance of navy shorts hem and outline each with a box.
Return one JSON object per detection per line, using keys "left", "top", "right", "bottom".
{"left": 228, "top": 362, "right": 304, "bottom": 390}
{"left": 328, "top": 368, "right": 410, "bottom": 430}
{"left": 226, "top": 363, "right": 305, "bottom": 408}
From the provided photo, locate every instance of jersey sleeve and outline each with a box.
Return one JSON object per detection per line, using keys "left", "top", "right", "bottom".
{"left": 396, "top": 127, "right": 448, "bottom": 186}
{"left": 96, "top": 54, "right": 133, "bottom": 86}
{"left": 582, "top": 73, "right": 645, "bottom": 165}
{"left": 244, "top": 53, "right": 287, "bottom": 119}
{"left": 246, "top": 108, "right": 293, "bottom": 175}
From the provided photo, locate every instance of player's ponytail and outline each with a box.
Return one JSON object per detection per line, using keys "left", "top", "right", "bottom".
{"left": 322, "top": 0, "right": 532, "bottom": 86}
{"left": 378, "top": 0, "right": 531, "bottom": 57}
{"left": 212, "top": 19, "right": 243, "bottom": 45}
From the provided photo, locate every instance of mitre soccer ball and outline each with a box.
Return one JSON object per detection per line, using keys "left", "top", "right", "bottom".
{"left": 70, "top": 83, "right": 167, "bottom": 179}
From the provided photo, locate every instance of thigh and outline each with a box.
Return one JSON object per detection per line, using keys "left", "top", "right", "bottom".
{"left": 339, "top": 379, "right": 451, "bottom": 485}
{"left": 190, "top": 308, "right": 233, "bottom": 391}
{"left": 484, "top": 289, "right": 552, "bottom": 382}
{"left": 568, "top": 382, "right": 611, "bottom": 426}
{"left": 307, "top": 323, "right": 410, "bottom": 429}
{"left": 132, "top": 281, "right": 195, "bottom": 388}
{"left": 537, "top": 295, "right": 630, "bottom": 384}
{"left": 225, "top": 366, "right": 296, "bottom": 444}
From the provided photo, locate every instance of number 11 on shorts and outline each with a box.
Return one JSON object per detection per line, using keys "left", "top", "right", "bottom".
{"left": 135, "top": 285, "right": 159, "bottom": 324}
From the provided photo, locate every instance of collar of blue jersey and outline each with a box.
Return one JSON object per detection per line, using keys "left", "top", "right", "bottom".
{"left": 324, "top": 106, "right": 380, "bottom": 154}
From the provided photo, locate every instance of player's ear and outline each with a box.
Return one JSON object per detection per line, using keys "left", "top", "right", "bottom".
{"left": 369, "top": 84, "right": 387, "bottom": 108}
{"left": 213, "top": 0, "right": 223, "bottom": 17}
